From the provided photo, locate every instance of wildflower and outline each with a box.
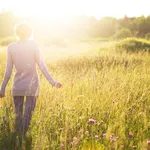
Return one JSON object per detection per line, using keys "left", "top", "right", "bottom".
{"left": 110, "top": 133, "right": 115, "bottom": 138}
{"left": 128, "top": 132, "right": 133, "bottom": 137}
{"left": 132, "top": 145, "right": 136, "bottom": 149}
{"left": 85, "top": 131, "right": 89, "bottom": 135}
{"left": 97, "top": 122, "right": 102, "bottom": 126}
{"left": 98, "top": 121, "right": 104, "bottom": 126}
{"left": 97, "top": 122, "right": 101, "bottom": 126}
{"left": 103, "top": 133, "right": 107, "bottom": 137}
{"left": 72, "top": 137, "right": 79, "bottom": 146}
{"left": 95, "top": 135, "right": 99, "bottom": 139}
{"left": 76, "top": 123, "right": 80, "bottom": 126}
{"left": 73, "top": 137, "right": 78, "bottom": 141}
{"left": 89, "top": 119, "right": 96, "bottom": 123}
{"left": 37, "top": 120, "right": 40, "bottom": 125}
{"left": 71, "top": 82, "right": 74, "bottom": 88}
{"left": 67, "top": 108, "right": 71, "bottom": 111}
{"left": 112, "top": 99, "right": 117, "bottom": 103}
{"left": 70, "top": 142, "right": 73, "bottom": 146}
{"left": 109, "top": 134, "right": 116, "bottom": 142}
{"left": 59, "top": 128, "right": 63, "bottom": 131}
{"left": 106, "top": 111, "right": 109, "bottom": 115}
{"left": 111, "top": 138, "right": 116, "bottom": 142}
{"left": 61, "top": 144, "right": 64, "bottom": 148}
{"left": 147, "top": 140, "right": 150, "bottom": 144}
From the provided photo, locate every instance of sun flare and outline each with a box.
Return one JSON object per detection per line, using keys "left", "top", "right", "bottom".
{"left": 2, "top": 0, "right": 89, "bottom": 19}
{"left": 1, "top": 0, "right": 150, "bottom": 20}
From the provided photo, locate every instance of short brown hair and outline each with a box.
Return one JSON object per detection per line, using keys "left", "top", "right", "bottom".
{"left": 15, "top": 22, "right": 32, "bottom": 39}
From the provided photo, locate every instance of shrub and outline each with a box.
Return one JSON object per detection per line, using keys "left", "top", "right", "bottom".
{"left": 0, "top": 36, "right": 16, "bottom": 46}
{"left": 115, "top": 37, "right": 150, "bottom": 52}
{"left": 145, "top": 32, "right": 150, "bottom": 40}
{"left": 114, "top": 28, "right": 132, "bottom": 40}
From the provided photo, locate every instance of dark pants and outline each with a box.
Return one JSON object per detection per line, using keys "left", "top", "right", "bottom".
{"left": 13, "top": 96, "right": 37, "bottom": 135}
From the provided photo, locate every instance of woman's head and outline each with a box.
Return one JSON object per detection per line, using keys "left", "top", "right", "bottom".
{"left": 14, "top": 22, "right": 32, "bottom": 40}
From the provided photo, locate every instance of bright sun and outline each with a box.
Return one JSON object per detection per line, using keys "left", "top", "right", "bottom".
{"left": 1, "top": 0, "right": 149, "bottom": 20}
{"left": 1, "top": 0, "right": 108, "bottom": 20}
{"left": 6, "top": 0, "right": 91, "bottom": 19}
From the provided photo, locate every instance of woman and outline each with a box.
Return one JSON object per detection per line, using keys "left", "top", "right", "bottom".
{"left": 0, "top": 22, "right": 62, "bottom": 135}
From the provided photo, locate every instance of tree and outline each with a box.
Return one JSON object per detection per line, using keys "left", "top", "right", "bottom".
{"left": 0, "top": 11, "right": 17, "bottom": 37}
{"left": 114, "top": 28, "right": 132, "bottom": 39}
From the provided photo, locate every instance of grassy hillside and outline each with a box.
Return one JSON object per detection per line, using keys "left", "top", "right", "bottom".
{"left": 115, "top": 37, "right": 150, "bottom": 52}
{"left": 0, "top": 41, "right": 150, "bottom": 149}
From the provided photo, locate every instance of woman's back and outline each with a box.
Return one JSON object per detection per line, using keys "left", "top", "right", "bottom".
{"left": 10, "top": 41, "right": 37, "bottom": 73}
{"left": 8, "top": 40, "right": 40, "bottom": 96}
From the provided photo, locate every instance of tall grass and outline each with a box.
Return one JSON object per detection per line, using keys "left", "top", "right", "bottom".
{"left": 115, "top": 37, "right": 150, "bottom": 52}
{"left": 0, "top": 36, "right": 16, "bottom": 46}
{"left": 0, "top": 43, "right": 150, "bottom": 149}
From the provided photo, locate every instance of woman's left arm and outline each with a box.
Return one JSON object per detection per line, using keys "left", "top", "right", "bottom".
{"left": 0, "top": 46, "right": 13, "bottom": 97}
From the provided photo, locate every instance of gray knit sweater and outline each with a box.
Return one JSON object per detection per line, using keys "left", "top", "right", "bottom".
{"left": 0, "top": 40, "right": 56, "bottom": 96}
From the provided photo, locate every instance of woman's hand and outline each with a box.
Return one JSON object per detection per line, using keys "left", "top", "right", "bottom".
{"left": 54, "top": 82, "right": 62, "bottom": 88}
{"left": 0, "top": 88, "right": 5, "bottom": 98}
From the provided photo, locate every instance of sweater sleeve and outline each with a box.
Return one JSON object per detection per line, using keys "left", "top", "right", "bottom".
{"left": 35, "top": 44, "right": 56, "bottom": 86}
{"left": 0, "top": 46, "right": 13, "bottom": 94}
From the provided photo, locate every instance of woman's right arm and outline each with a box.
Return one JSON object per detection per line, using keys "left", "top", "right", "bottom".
{"left": 35, "top": 44, "right": 57, "bottom": 86}
{"left": 0, "top": 46, "right": 13, "bottom": 97}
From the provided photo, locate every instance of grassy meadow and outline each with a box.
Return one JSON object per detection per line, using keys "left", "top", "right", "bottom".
{"left": 0, "top": 38, "right": 150, "bottom": 150}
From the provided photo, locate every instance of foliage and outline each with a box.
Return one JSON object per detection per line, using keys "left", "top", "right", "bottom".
{"left": 0, "top": 36, "right": 16, "bottom": 46}
{"left": 115, "top": 37, "right": 150, "bottom": 52}
{"left": 145, "top": 32, "right": 150, "bottom": 40}
{"left": 89, "top": 17, "right": 117, "bottom": 38}
{"left": 1, "top": 12, "right": 150, "bottom": 39}
{"left": 0, "top": 12, "right": 18, "bottom": 38}
{"left": 114, "top": 28, "right": 132, "bottom": 39}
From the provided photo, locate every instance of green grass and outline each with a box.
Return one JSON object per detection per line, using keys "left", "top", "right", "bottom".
{"left": 0, "top": 36, "right": 16, "bottom": 46}
{"left": 0, "top": 42, "right": 150, "bottom": 149}
{"left": 115, "top": 37, "right": 150, "bottom": 52}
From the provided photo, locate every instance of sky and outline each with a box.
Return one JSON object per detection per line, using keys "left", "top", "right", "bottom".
{"left": 0, "top": 0, "right": 150, "bottom": 19}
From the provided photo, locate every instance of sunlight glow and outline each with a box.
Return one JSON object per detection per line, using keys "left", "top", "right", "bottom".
{"left": 1, "top": 0, "right": 150, "bottom": 19}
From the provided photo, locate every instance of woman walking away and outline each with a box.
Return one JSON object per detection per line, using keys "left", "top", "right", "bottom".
{"left": 0, "top": 22, "right": 62, "bottom": 136}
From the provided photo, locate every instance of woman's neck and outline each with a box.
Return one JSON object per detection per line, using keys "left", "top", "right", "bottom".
{"left": 19, "top": 37, "right": 29, "bottom": 42}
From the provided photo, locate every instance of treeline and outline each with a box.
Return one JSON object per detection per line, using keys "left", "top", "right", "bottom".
{"left": 0, "top": 12, "right": 18, "bottom": 37}
{"left": 1, "top": 11, "right": 150, "bottom": 40}
{"left": 68, "top": 15, "right": 150, "bottom": 39}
